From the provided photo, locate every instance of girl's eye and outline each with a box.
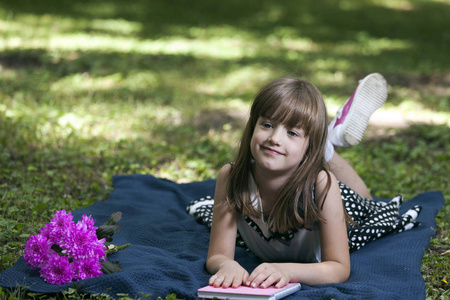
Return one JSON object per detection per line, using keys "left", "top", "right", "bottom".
{"left": 288, "top": 130, "right": 298, "bottom": 137}
{"left": 263, "top": 123, "right": 272, "bottom": 129}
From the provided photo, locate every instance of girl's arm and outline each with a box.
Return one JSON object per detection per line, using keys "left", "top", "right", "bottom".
{"left": 206, "top": 164, "right": 250, "bottom": 288}
{"left": 246, "top": 171, "right": 350, "bottom": 288}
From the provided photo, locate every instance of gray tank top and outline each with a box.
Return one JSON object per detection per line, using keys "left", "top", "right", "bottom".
{"left": 237, "top": 173, "right": 321, "bottom": 263}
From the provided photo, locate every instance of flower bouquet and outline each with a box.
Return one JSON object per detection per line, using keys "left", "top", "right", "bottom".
{"left": 24, "top": 210, "right": 131, "bottom": 284}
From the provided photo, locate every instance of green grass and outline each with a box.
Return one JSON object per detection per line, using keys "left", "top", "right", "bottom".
{"left": 0, "top": 0, "right": 449, "bottom": 299}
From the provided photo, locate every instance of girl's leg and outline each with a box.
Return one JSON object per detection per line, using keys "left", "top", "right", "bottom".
{"left": 328, "top": 152, "right": 372, "bottom": 200}
{"left": 324, "top": 73, "right": 388, "bottom": 199}
{"left": 324, "top": 139, "right": 371, "bottom": 199}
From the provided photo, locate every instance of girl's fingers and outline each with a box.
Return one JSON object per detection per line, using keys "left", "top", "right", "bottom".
{"left": 247, "top": 265, "right": 288, "bottom": 289}
{"left": 231, "top": 275, "right": 243, "bottom": 288}
{"left": 210, "top": 274, "right": 245, "bottom": 288}
{"left": 208, "top": 274, "right": 217, "bottom": 285}
{"left": 246, "top": 264, "right": 265, "bottom": 285}
{"left": 228, "top": 272, "right": 248, "bottom": 288}
{"left": 248, "top": 271, "right": 269, "bottom": 288}
{"left": 242, "top": 271, "right": 250, "bottom": 286}
{"left": 221, "top": 276, "right": 233, "bottom": 288}
{"left": 210, "top": 263, "right": 249, "bottom": 288}
{"left": 210, "top": 274, "right": 225, "bottom": 287}
{"left": 231, "top": 272, "right": 248, "bottom": 287}
{"left": 260, "top": 273, "right": 280, "bottom": 288}
{"left": 274, "top": 278, "right": 289, "bottom": 288}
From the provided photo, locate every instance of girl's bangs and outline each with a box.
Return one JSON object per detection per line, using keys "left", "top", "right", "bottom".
{"left": 261, "top": 95, "right": 314, "bottom": 135}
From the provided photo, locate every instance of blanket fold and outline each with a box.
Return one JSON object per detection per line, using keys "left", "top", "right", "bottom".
{"left": 0, "top": 174, "right": 444, "bottom": 300}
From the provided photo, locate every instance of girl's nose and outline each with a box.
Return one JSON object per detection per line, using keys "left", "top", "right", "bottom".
{"left": 268, "top": 130, "right": 282, "bottom": 145}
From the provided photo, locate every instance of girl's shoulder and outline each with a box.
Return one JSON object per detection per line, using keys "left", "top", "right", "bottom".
{"left": 314, "top": 169, "right": 338, "bottom": 203}
{"left": 316, "top": 169, "right": 336, "bottom": 186}
{"left": 217, "top": 163, "right": 233, "bottom": 181}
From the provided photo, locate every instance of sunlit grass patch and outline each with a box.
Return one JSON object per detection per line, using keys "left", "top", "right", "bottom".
{"left": 332, "top": 34, "right": 412, "bottom": 56}
{"left": 0, "top": 14, "right": 259, "bottom": 60}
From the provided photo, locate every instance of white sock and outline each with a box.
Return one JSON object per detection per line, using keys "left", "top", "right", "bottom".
{"left": 327, "top": 104, "right": 347, "bottom": 147}
{"left": 325, "top": 138, "right": 334, "bottom": 162}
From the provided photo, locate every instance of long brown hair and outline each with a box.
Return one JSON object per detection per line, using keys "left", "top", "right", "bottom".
{"left": 226, "top": 77, "right": 331, "bottom": 233}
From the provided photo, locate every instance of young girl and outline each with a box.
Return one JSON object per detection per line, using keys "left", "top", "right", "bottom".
{"left": 188, "top": 74, "right": 421, "bottom": 289}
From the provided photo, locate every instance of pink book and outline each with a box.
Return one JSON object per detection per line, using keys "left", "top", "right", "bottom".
{"left": 197, "top": 283, "right": 301, "bottom": 300}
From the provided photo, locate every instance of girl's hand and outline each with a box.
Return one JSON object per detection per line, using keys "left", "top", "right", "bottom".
{"left": 209, "top": 260, "right": 249, "bottom": 288}
{"left": 246, "top": 263, "right": 290, "bottom": 288}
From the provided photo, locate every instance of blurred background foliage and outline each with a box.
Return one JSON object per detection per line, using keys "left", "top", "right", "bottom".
{"left": 0, "top": 0, "right": 449, "bottom": 298}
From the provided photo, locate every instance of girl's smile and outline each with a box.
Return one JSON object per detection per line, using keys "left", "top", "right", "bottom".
{"left": 261, "top": 145, "right": 284, "bottom": 156}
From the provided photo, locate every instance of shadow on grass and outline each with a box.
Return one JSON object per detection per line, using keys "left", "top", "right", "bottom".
{"left": 0, "top": 0, "right": 449, "bottom": 109}
{"left": 2, "top": 0, "right": 450, "bottom": 43}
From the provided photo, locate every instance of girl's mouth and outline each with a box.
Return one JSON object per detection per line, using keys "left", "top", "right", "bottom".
{"left": 261, "top": 145, "right": 284, "bottom": 156}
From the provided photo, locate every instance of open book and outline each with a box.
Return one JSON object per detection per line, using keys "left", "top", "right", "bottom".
{"left": 197, "top": 283, "right": 301, "bottom": 300}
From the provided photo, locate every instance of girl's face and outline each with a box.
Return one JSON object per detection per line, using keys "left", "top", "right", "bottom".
{"left": 250, "top": 116, "right": 309, "bottom": 177}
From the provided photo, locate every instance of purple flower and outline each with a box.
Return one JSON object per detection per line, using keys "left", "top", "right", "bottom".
{"left": 39, "top": 253, "right": 73, "bottom": 285}
{"left": 80, "top": 215, "right": 97, "bottom": 232}
{"left": 60, "top": 222, "right": 106, "bottom": 260}
{"left": 45, "top": 210, "right": 74, "bottom": 244}
{"left": 24, "top": 234, "right": 52, "bottom": 269}
{"left": 39, "top": 224, "right": 51, "bottom": 240}
{"left": 72, "top": 257, "right": 103, "bottom": 280}
{"left": 24, "top": 211, "right": 126, "bottom": 285}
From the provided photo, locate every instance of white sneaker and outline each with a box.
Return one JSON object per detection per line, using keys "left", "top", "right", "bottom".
{"left": 328, "top": 73, "right": 388, "bottom": 147}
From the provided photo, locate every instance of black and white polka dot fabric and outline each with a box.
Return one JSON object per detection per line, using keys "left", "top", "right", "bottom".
{"left": 339, "top": 182, "right": 422, "bottom": 251}
{"left": 186, "top": 182, "right": 422, "bottom": 252}
{"left": 186, "top": 196, "right": 248, "bottom": 249}
{"left": 186, "top": 196, "right": 214, "bottom": 228}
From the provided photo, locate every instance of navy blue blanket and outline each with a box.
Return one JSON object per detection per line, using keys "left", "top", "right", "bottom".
{"left": 0, "top": 175, "right": 444, "bottom": 299}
